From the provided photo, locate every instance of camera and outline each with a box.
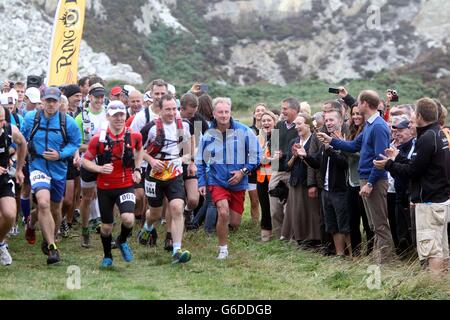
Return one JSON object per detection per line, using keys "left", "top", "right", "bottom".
{"left": 387, "top": 89, "right": 399, "bottom": 102}
{"left": 27, "top": 75, "right": 43, "bottom": 89}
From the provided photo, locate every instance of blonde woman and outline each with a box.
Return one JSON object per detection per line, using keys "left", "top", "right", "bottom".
{"left": 256, "top": 111, "right": 277, "bottom": 241}
{"left": 248, "top": 103, "right": 267, "bottom": 222}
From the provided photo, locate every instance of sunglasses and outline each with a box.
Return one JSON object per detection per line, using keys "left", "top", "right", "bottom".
{"left": 108, "top": 105, "right": 126, "bottom": 111}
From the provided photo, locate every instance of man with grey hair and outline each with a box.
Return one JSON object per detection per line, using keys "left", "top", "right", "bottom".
{"left": 196, "top": 97, "right": 260, "bottom": 259}
{"left": 268, "top": 98, "right": 299, "bottom": 240}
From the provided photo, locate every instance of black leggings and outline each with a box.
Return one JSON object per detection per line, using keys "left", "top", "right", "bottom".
{"left": 347, "top": 186, "right": 374, "bottom": 254}
{"left": 257, "top": 179, "right": 272, "bottom": 231}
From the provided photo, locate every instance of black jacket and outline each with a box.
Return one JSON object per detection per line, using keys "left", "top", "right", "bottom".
{"left": 304, "top": 144, "right": 348, "bottom": 192}
{"left": 385, "top": 123, "right": 450, "bottom": 203}
{"left": 285, "top": 136, "right": 311, "bottom": 188}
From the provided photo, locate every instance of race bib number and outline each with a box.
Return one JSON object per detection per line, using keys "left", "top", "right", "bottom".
{"left": 119, "top": 193, "right": 136, "bottom": 204}
{"left": 30, "top": 170, "right": 51, "bottom": 186}
{"left": 145, "top": 180, "right": 156, "bottom": 198}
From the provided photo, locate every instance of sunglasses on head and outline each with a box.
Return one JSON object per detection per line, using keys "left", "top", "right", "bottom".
{"left": 108, "top": 105, "right": 125, "bottom": 110}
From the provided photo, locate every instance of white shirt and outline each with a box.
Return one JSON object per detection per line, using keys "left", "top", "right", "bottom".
{"left": 146, "top": 120, "right": 191, "bottom": 181}
{"left": 366, "top": 112, "right": 380, "bottom": 124}
{"left": 324, "top": 158, "right": 330, "bottom": 192}
{"left": 130, "top": 108, "right": 157, "bottom": 133}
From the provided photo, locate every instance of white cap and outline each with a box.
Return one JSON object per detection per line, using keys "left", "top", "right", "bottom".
{"left": 143, "top": 91, "right": 153, "bottom": 102}
{"left": 106, "top": 100, "right": 127, "bottom": 116}
{"left": 25, "top": 87, "right": 41, "bottom": 104}
{"left": 122, "top": 85, "right": 136, "bottom": 97}
{"left": 167, "top": 83, "right": 176, "bottom": 95}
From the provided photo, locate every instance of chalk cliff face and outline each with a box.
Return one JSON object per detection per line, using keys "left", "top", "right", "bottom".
{"left": 1, "top": 0, "right": 449, "bottom": 86}
{"left": 0, "top": 0, "right": 142, "bottom": 84}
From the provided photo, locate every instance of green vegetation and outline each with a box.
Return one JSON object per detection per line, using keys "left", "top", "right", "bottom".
{"left": 174, "top": 72, "right": 439, "bottom": 112}
{"left": 1, "top": 201, "right": 448, "bottom": 300}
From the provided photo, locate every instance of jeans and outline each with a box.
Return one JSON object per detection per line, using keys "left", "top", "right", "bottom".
{"left": 193, "top": 186, "right": 217, "bottom": 234}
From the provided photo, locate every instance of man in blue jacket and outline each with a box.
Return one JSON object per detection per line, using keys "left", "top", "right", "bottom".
{"left": 197, "top": 97, "right": 260, "bottom": 259}
{"left": 318, "top": 90, "right": 395, "bottom": 264}
{"left": 23, "top": 87, "right": 81, "bottom": 264}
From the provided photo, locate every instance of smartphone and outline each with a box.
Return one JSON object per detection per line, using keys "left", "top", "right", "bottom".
{"left": 328, "top": 88, "right": 340, "bottom": 94}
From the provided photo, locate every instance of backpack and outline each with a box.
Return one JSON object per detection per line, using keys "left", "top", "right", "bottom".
{"left": 12, "top": 112, "right": 20, "bottom": 131}
{"left": 442, "top": 127, "right": 450, "bottom": 148}
{"left": 146, "top": 117, "right": 183, "bottom": 158}
{"left": 145, "top": 108, "right": 150, "bottom": 124}
{"left": 28, "top": 111, "right": 68, "bottom": 158}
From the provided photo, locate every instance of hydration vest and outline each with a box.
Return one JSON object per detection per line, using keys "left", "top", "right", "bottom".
{"left": 28, "top": 111, "right": 67, "bottom": 159}
{"left": 0, "top": 123, "right": 12, "bottom": 169}
{"left": 146, "top": 117, "right": 183, "bottom": 159}
{"left": 97, "top": 129, "right": 135, "bottom": 170}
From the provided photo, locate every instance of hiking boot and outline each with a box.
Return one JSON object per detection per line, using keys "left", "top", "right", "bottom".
{"left": 81, "top": 228, "right": 91, "bottom": 248}
{"left": 47, "top": 243, "right": 60, "bottom": 265}
{"left": 41, "top": 240, "right": 49, "bottom": 256}
{"left": 101, "top": 257, "right": 113, "bottom": 268}
{"left": 25, "top": 225, "right": 36, "bottom": 245}
{"left": 117, "top": 241, "right": 133, "bottom": 262}
{"left": 0, "top": 244, "right": 12, "bottom": 266}
{"left": 164, "top": 237, "right": 173, "bottom": 252}
{"left": 172, "top": 249, "right": 191, "bottom": 264}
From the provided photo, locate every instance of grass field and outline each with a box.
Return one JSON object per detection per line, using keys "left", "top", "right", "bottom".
{"left": 0, "top": 199, "right": 449, "bottom": 300}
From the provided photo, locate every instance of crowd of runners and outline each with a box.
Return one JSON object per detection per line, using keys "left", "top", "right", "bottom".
{"left": 0, "top": 75, "right": 448, "bottom": 274}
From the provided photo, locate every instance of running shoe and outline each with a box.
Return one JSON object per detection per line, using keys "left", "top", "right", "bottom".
{"left": 0, "top": 244, "right": 12, "bottom": 266}
{"left": 172, "top": 249, "right": 191, "bottom": 264}
{"left": 117, "top": 241, "right": 133, "bottom": 262}
{"left": 47, "top": 243, "right": 60, "bottom": 265}
{"left": 101, "top": 257, "right": 113, "bottom": 268}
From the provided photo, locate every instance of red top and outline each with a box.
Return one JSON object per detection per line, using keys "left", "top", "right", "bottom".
{"left": 84, "top": 127, "right": 142, "bottom": 190}
{"left": 125, "top": 115, "right": 135, "bottom": 128}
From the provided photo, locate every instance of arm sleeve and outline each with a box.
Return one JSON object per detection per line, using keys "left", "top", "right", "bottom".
{"left": 385, "top": 133, "right": 434, "bottom": 179}
{"left": 330, "top": 132, "right": 362, "bottom": 153}
{"left": 368, "top": 125, "right": 390, "bottom": 184}
{"left": 343, "top": 94, "right": 356, "bottom": 107}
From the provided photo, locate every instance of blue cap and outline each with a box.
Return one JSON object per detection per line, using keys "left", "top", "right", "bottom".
{"left": 43, "top": 86, "right": 61, "bottom": 101}
{"left": 392, "top": 119, "right": 410, "bottom": 130}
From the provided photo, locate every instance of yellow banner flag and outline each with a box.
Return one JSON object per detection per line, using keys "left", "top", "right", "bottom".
{"left": 47, "top": 0, "right": 86, "bottom": 86}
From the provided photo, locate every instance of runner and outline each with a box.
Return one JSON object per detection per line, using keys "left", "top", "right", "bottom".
{"left": 82, "top": 100, "right": 143, "bottom": 267}
{"left": 0, "top": 106, "right": 26, "bottom": 265}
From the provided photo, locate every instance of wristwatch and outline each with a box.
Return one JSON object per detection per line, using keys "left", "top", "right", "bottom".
{"left": 134, "top": 168, "right": 141, "bottom": 173}
{"left": 240, "top": 167, "right": 250, "bottom": 175}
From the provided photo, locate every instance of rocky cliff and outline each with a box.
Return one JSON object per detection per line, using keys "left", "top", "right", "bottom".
{"left": 1, "top": 0, "right": 449, "bottom": 87}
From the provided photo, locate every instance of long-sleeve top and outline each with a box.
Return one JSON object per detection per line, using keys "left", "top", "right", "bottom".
{"left": 330, "top": 113, "right": 389, "bottom": 185}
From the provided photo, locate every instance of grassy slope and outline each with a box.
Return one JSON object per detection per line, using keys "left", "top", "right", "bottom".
{"left": 1, "top": 198, "right": 449, "bottom": 300}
